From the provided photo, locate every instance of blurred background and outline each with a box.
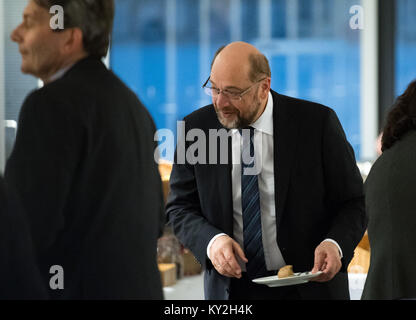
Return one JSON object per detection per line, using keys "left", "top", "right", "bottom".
{"left": 0, "top": 0, "right": 415, "bottom": 300}
{"left": 1, "top": 0, "right": 415, "bottom": 164}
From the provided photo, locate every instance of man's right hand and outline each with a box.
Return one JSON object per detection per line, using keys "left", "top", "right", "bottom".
{"left": 209, "top": 235, "right": 248, "bottom": 279}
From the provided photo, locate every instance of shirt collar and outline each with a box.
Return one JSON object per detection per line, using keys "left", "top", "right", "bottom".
{"left": 251, "top": 91, "right": 274, "bottom": 136}
{"left": 47, "top": 63, "right": 75, "bottom": 83}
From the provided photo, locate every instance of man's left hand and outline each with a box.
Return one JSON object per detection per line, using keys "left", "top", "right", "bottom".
{"left": 310, "top": 241, "right": 342, "bottom": 282}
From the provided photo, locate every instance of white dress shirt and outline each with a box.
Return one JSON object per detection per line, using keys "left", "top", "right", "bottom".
{"left": 207, "top": 92, "right": 342, "bottom": 271}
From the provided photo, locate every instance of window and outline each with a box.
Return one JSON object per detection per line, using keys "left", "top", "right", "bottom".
{"left": 396, "top": 0, "right": 416, "bottom": 95}
{"left": 111, "top": 0, "right": 363, "bottom": 161}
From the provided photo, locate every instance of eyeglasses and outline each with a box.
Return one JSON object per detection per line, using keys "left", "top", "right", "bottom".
{"left": 202, "top": 77, "right": 267, "bottom": 101}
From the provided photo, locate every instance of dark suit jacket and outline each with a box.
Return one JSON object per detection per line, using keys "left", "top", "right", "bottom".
{"left": 5, "top": 56, "right": 165, "bottom": 299}
{"left": 166, "top": 90, "right": 366, "bottom": 300}
{"left": 362, "top": 130, "right": 416, "bottom": 300}
{"left": 0, "top": 176, "right": 47, "bottom": 299}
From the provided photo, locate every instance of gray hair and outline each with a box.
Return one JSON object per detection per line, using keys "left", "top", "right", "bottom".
{"left": 248, "top": 53, "right": 271, "bottom": 82}
{"left": 34, "top": 0, "right": 115, "bottom": 58}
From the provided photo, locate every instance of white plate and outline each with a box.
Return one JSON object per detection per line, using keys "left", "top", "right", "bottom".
{"left": 252, "top": 271, "right": 323, "bottom": 287}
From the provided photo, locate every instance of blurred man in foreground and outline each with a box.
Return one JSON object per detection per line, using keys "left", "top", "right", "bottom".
{"left": 7, "top": 0, "right": 164, "bottom": 299}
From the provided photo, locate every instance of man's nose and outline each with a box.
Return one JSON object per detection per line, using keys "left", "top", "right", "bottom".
{"left": 215, "top": 92, "right": 231, "bottom": 108}
{"left": 10, "top": 24, "right": 22, "bottom": 43}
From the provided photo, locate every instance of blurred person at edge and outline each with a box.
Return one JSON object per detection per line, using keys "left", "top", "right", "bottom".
{"left": 6, "top": 0, "right": 165, "bottom": 299}
{"left": 362, "top": 80, "right": 416, "bottom": 300}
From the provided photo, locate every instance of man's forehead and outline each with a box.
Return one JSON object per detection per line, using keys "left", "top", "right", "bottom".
{"left": 211, "top": 61, "right": 251, "bottom": 87}
{"left": 23, "top": 1, "right": 49, "bottom": 20}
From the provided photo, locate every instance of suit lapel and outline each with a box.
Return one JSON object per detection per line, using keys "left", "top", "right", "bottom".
{"left": 218, "top": 142, "right": 233, "bottom": 235}
{"left": 212, "top": 118, "right": 234, "bottom": 236}
{"left": 272, "top": 91, "right": 300, "bottom": 230}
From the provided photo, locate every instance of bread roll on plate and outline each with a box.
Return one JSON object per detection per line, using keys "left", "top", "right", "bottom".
{"left": 277, "top": 265, "right": 294, "bottom": 278}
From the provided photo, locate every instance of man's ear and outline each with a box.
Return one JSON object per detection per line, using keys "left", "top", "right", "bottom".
{"left": 259, "top": 77, "right": 271, "bottom": 99}
{"left": 61, "top": 28, "right": 84, "bottom": 55}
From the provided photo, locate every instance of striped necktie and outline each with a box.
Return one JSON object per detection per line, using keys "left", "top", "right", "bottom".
{"left": 240, "top": 127, "right": 267, "bottom": 279}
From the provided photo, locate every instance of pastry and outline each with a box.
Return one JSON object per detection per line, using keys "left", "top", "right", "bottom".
{"left": 277, "top": 265, "right": 294, "bottom": 278}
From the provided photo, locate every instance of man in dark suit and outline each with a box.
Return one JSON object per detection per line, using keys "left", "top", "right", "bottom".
{"left": 166, "top": 42, "right": 366, "bottom": 300}
{"left": 6, "top": 0, "right": 164, "bottom": 299}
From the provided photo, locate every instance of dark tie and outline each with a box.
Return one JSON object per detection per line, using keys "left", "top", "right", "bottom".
{"left": 240, "top": 127, "right": 267, "bottom": 279}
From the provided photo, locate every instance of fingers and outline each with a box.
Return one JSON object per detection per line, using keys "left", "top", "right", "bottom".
{"left": 313, "top": 258, "right": 339, "bottom": 282}
{"left": 215, "top": 255, "right": 241, "bottom": 278}
{"left": 217, "top": 246, "right": 243, "bottom": 278}
{"left": 232, "top": 241, "right": 248, "bottom": 263}
{"left": 311, "top": 242, "right": 342, "bottom": 283}
{"left": 213, "top": 257, "right": 241, "bottom": 278}
{"left": 312, "top": 250, "right": 325, "bottom": 274}
{"left": 210, "top": 236, "right": 244, "bottom": 278}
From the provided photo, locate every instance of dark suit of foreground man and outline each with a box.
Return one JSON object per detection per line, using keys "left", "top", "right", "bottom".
{"left": 0, "top": 176, "right": 47, "bottom": 299}
{"left": 166, "top": 42, "right": 366, "bottom": 300}
{"left": 6, "top": 0, "right": 164, "bottom": 299}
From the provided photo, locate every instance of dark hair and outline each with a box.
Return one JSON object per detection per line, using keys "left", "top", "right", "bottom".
{"left": 34, "top": 0, "right": 115, "bottom": 58}
{"left": 210, "top": 45, "right": 272, "bottom": 82}
{"left": 382, "top": 80, "right": 416, "bottom": 151}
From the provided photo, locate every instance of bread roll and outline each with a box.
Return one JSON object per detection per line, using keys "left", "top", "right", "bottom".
{"left": 277, "top": 265, "right": 294, "bottom": 278}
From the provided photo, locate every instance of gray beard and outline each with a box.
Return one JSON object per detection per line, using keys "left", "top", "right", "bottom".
{"left": 215, "top": 97, "right": 261, "bottom": 129}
